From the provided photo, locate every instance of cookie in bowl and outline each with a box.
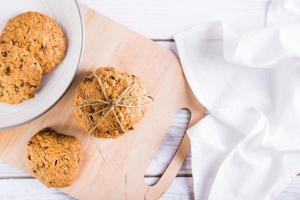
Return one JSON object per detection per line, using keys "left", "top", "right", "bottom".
{"left": 0, "top": 43, "right": 42, "bottom": 104}
{"left": 27, "top": 128, "right": 82, "bottom": 188}
{"left": 74, "top": 67, "right": 153, "bottom": 138}
{"left": 1, "top": 11, "right": 67, "bottom": 74}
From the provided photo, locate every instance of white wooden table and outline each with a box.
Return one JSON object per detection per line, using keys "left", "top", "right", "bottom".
{"left": 1, "top": 0, "right": 300, "bottom": 199}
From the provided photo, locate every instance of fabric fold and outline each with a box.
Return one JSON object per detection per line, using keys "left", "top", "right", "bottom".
{"left": 174, "top": 0, "right": 300, "bottom": 199}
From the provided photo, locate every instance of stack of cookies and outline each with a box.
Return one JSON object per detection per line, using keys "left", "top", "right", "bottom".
{"left": 0, "top": 11, "right": 67, "bottom": 104}
{"left": 74, "top": 67, "right": 154, "bottom": 138}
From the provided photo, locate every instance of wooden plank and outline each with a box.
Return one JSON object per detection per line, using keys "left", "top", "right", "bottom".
{"left": 146, "top": 177, "right": 194, "bottom": 199}
{"left": 0, "top": 41, "right": 191, "bottom": 178}
{"left": 0, "top": 176, "right": 300, "bottom": 200}
{"left": 0, "top": 179, "right": 74, "bottom": 200}
{"left": 78, "top": 0, "right": 269, "bottom": 39}
{"left": 0, "top": 41, "right": 193, "bottom": 179}
{"left": 0, "top": 177, "right": 193, "bottom": 200}
{"left": 275, "top": 176, "right": 300, "bottom": 200}
{"left": 157, "top": 41, "right": 178, "bottom": 55}
{"left": 0, "top": 163, "right": 29, "bottom": 178}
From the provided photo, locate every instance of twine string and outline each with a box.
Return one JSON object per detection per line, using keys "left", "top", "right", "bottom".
{"left": 75, "top": 71, "right": 154, "bottom": 135}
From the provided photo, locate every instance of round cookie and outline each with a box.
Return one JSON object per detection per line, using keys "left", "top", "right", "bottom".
{"left": 74, "top": 67, "right": 152, "bottom": 138}
{"left": 27, "top": 128, "right": 82, "bottom": 188}
{"left": 0, "top": 44, "right": 42, "bottom": 104}
{"left": 0, "top": 11, "right": 67, "bottom": 74}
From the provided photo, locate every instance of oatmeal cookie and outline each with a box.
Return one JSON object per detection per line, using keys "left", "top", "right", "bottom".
{"left": 27, "top": 128, "right": 82, "bottom": 188}
{"left": 0, "top": 43, "right": 42, "bottom": 104}
{"left": 1, "top": 11, "right": 67, "bottom": 74}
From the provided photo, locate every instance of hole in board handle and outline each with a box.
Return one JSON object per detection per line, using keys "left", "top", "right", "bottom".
{"left": 144, "top": 108, "right": 191, "bottom": 186}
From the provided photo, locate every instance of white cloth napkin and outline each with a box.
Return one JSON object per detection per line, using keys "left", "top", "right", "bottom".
{"left": 174, "top": 0, "right": 300, "bottom": 199}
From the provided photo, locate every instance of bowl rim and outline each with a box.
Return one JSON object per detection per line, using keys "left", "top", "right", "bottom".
{"left": 0, "top": 0, "right": 85, "bottom": 130}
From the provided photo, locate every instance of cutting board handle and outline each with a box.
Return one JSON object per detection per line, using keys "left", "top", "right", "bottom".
{"left": 145, "top": 133, "right": 190, "bottom": 200}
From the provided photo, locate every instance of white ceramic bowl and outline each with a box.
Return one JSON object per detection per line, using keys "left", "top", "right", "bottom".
{"left": 0, "top": 0, "right": 84, "bottom": 128}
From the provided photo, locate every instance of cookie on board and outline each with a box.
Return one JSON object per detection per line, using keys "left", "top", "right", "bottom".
{"left": 0, "top": 43, "right": 42, "bottom": 104}
{"left": 27, "top": 128, "right": 82, "bottom": 188}
{"left": 1, "top": 11, "right": 67, "bottom": 74}
{"left": 74, "top": 67, "right": 152, "bottom": 138}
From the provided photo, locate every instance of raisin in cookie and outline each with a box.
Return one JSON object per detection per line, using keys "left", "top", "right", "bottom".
{"left": 0, "top": 44, "right": 42, "bottom": 104}
{"left": 1, "top": 11, "right": 67, "bottom": 74}
{"left": 27, "top": 128, "right": 82, "bottom": 188}
{"left": 74, "top": 67, "right": 152, "bottom": 138}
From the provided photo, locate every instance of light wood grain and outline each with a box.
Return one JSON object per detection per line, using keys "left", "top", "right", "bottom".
{"left": 79, "top": 0, "right": 269, "bottom": 39}
{"left": 276, "top": 176, "right": 300, "bottom": 200}
{"left": 0, "top": 176, "right": 300, "bottom": 200}
{"left": 0, "top": 177, "right": 193, "bottom": 200}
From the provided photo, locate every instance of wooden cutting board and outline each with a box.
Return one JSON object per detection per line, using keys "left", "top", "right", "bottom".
{"left": 0, "top": 4, "right": 204, "bottom": 200}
